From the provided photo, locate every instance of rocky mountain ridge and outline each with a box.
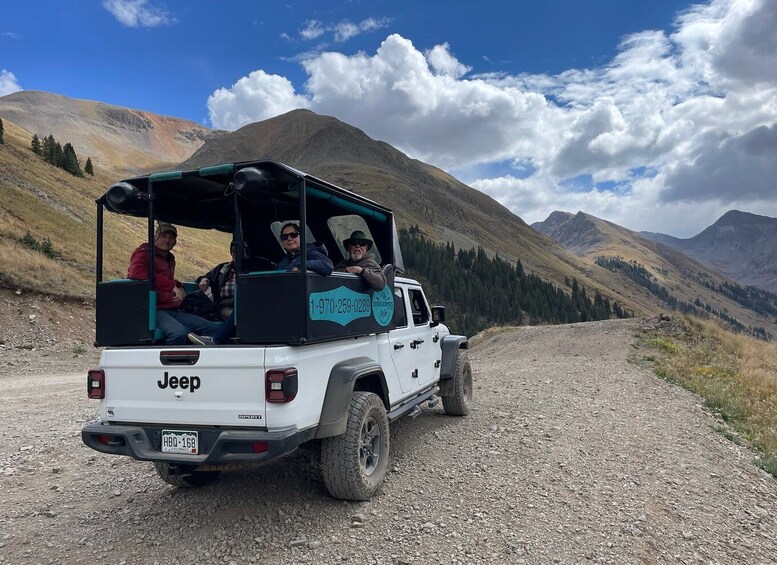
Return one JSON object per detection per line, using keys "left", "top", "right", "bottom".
{"left": 178, "top": 109, "right": 654, "bottom": 313}
{"left": 533, "top": 210, "right": 777, "bottom": 336}
{"left": 0, "top": 90, "right": 224, "bottom": 174}
{"left": 639, "top": 210, "right": 777, "bottom": 292}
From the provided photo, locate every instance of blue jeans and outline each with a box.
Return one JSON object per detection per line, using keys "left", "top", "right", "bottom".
{"left": 212, "top": 313, "right": 235, "bottom": 344}
{"left": 157, "top": 310, "right": 222, "bottom": 345}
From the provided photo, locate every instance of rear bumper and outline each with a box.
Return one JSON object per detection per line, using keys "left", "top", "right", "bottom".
{"left": 81, "top": 420, "right": 308, "bottom": 466}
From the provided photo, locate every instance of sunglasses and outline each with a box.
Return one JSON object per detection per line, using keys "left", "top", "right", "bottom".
{"left": 280, "top": 231, "right": 300, "bottom": 240}
{"left": 351, "top": 241, "right": 369, "bottom": 247}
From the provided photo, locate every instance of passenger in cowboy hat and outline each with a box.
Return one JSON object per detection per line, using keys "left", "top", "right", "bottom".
{"left": 335, "top": 230, "right": 386, "bottom": 290}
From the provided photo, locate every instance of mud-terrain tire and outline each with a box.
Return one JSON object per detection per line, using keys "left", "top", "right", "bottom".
{"left": 442, "top": 351, "right": 473, "bottom": 416}
{"left": 153, "top": 462, "right": 221, "bottom": 488}
{"left": 320, "top": 391, "right": 390, "bottom": 501}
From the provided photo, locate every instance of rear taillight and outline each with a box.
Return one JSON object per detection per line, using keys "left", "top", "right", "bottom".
{"left": 87, "top": 369, "right": 105, "bottom": 399}
{"left": 265, "top": 368, "right": 298, "bottom": 403}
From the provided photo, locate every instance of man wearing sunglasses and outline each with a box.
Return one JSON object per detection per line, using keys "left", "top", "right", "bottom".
{"left": 335, "top": 230, "right": 386, "bottom": 290}
{"left": 276, "top": 222, "right": 333, "bottom": 275}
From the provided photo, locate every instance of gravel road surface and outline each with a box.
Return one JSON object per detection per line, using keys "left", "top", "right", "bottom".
{"left": 1, "top": 318, "right": 776, "bottom": 564}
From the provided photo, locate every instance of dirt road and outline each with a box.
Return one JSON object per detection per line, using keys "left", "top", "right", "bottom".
{"left": 1, "top": 318, "right": 776, "bottom": 564}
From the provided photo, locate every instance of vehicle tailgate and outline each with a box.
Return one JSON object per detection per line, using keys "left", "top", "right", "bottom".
{"left": 100, "top": 348, "right": 266, "bottom": 426}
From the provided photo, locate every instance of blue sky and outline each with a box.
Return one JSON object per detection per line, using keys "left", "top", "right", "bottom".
{"left": 2, "top": 0, "right": 777, "bottom": 236}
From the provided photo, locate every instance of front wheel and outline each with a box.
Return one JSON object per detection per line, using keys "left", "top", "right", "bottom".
{"left": 153, "top": 462, "right": 221, "bottom": 488}
{"left": 442, "top": 351, "right": 473, "bottom": 416}
{"left": 320, "top": 391, "right": 390, "bottom": 501}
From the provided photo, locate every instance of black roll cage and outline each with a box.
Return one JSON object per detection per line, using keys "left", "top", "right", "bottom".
{"left": 94, "top": 160, "right": 403, "bottom": 347}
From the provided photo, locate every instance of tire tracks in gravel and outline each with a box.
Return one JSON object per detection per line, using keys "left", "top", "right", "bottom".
{"left": 1, "top": 318, "right": 776, "bottom": 564}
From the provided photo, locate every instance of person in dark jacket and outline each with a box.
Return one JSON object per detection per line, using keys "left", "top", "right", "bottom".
{"left": 127, "top": 222, "right": 221, "bottom": 345}
{"left": 335, "top": 230, "right": 386, "bottom": 290}
{"left": 196, "top": 240, "right": 274, "bottom": 320}
{"left": 187, "top": 223, "right": 333, "bottom": 346}
{"left": 276, "top": 222, "right": 333, "bottom": 275}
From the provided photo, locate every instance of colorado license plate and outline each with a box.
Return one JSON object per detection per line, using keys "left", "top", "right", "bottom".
{"left": 161, "top": 430, "right": 198, "bottom": 454}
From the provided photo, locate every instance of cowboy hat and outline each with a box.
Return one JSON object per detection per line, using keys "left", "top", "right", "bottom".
{"left": 343, "top": 230, "right": 373, "bottom": 250}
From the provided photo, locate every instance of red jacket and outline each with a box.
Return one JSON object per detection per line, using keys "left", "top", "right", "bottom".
{"left": 127, "top": 243, "right": 182, "bottom": 309}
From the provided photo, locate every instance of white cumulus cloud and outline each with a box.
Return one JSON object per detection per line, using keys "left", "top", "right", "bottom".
{"left": 207, "top": 70, "right": 310, "bottom": 130}
{"left": 426, "top": 43, "right": 471, "bottom": 78}
{"left": 102, "top": 0, "right": 174, "bottom": 28}
{"left": 0, "top": 69, "right": 22, "bottom": 96}
{"left": 207, "top": 0, "right": 777, "bottom": 236}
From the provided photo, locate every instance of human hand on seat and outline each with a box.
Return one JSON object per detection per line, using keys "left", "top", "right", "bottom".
{"left": 199, "top": 278, "right": 211, "bottom": 292}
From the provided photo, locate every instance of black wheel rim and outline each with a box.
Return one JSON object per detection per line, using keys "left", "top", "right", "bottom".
{"left": 360, "top": 415, "right": 382, "bottom": 476}
{"left": 463, "top": 366, "right": 473, "bottom": 405}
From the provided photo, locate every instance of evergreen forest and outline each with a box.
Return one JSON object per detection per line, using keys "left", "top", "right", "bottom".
{"left": 399, "top": 227, "right": 626, "bottom": 337}
{"left": 595, "top": 256, "right": 771, "bottom": 340}
{"left": 30, "top": 133, "right": 93, "bottom": 177}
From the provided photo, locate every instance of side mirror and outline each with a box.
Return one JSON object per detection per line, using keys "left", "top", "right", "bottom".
{"left": 431, "top": 305, "right": 445, "bottom": 327}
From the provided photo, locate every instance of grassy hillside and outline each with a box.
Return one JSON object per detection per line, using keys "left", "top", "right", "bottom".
{"left": 638, "top": 316, "right": 777, "bottom": 478}
{"left": 0, "top": 118, "right": 231, "bottom": 298}
{"left": 0, "top": 90, "right": 221, "bottom": 176}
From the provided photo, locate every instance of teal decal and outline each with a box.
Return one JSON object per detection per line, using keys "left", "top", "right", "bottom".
{"left": 309, "top": 286, "right": 372, "bottom": 326}
{"left": 372, "top": 287, "right": 394, "bottom": 327}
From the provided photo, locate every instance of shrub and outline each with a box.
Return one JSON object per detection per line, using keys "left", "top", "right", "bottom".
{"left": 17, "top": 232, "right": 60, "bottom": 259}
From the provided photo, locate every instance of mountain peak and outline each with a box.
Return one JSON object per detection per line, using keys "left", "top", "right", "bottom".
{"left": 531, "top": 211, "right": 574, "bottom": 233}
{"left": 640, "top": 209, "right": 777, "bottom": 292}
{"left": 0, "top": 89, "right": 219, "bottom": 173}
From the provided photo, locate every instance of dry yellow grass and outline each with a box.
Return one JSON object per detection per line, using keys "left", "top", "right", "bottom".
{"left": 640, "top": 316, "right": 777, "bottom": 477}
{"left": 0, "top": 239, "right": 92, "bottom": 298}
{"left": 0, "top": 119, "right": 232, "bottom": 296}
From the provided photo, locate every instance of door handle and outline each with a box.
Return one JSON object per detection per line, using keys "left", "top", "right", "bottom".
{"left": 410, "top": 339, "right": 424, "bottom": 349}
{"left": 394, "top": 343, "right": 404, "bottom": 350}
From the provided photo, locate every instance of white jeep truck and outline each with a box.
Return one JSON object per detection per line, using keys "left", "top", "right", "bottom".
{"left": 82, "top": 160, "right": 472, "bottom": 500}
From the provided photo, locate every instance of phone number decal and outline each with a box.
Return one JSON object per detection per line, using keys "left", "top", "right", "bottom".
{"left": 309, "top": 287, "right": 372, "bottom": 326}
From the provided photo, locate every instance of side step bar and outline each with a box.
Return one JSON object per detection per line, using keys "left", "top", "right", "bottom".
{"left": 387, "top": 386, "right": 439, "bottom": 422}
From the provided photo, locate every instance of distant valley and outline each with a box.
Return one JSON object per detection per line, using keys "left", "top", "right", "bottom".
{"left": 639, "top": 210, "right": 777, "bottom": 293}
{"left": 533, "top": 211, "right": 777, "bottom": 338}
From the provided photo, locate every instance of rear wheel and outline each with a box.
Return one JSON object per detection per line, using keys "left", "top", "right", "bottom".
{"left": 320, "top": 391, "right": 390, "bottom": 501}
{"left": 442, "top": 351, "right": 473, "bottom": 416}
{"left": 153, "top": 462, "right": 221, "bottom": 488}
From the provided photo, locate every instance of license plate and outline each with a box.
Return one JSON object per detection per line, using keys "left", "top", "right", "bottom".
{"left": 161, "top": 430, "right": 198, "bottom": 454}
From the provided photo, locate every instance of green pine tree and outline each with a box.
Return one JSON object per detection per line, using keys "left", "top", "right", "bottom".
{"left": 60, "top": 142, "right": 83, "bottom": 176}
{"left": 31, "top": 133, "right": 42, "bottom": 155}
{"left": 53, "top": 141, "right": 63, "bottom": 168}
{"left": 84, "top": 156, "right": 94, "bottom": 176}
{"left": 0, "top": 117, "right": 4, "bottom": 144}
{"left": 43, "top": 135, "right": 55, "bottom": 164}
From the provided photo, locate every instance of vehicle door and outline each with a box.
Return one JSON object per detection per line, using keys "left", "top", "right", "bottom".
{"left": 387, "top": 286, "right": 420, "bottom": 394}
{"left": 406, "top": 287, "right": 440, "bottom": 389}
